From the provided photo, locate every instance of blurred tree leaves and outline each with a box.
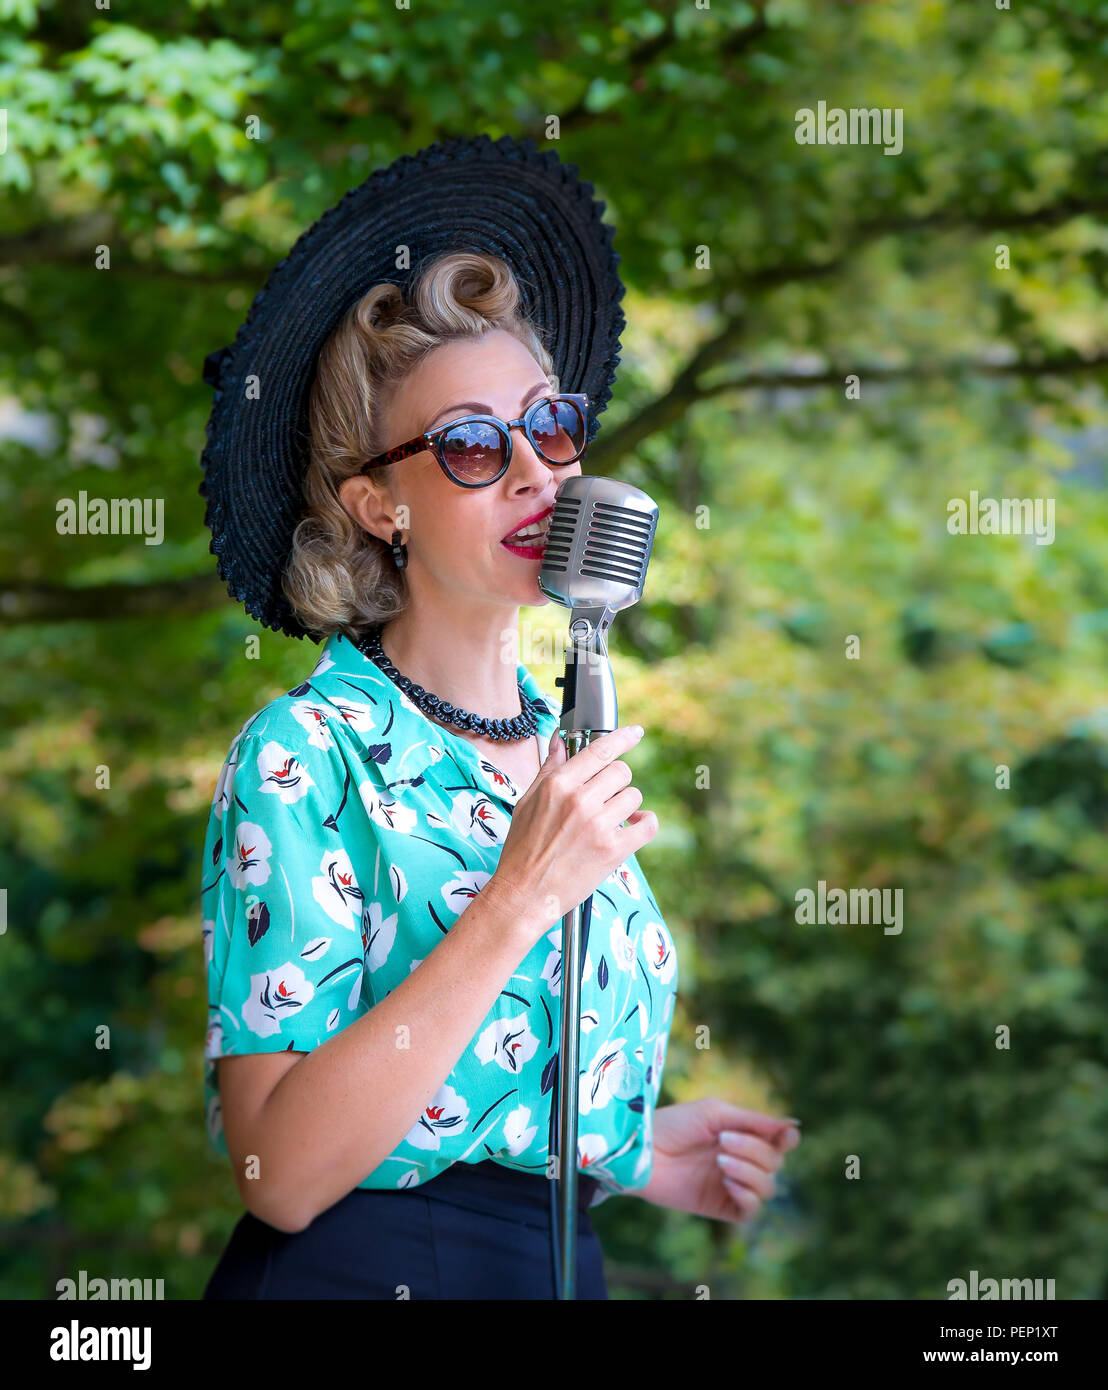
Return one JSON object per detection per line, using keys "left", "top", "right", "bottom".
{"left": 2, "top": 0, "right": 1107, "bottom": 1299}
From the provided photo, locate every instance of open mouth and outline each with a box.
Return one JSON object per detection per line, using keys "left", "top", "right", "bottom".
{"left": 501, "top": 509, "right": 552, "bottom": 554}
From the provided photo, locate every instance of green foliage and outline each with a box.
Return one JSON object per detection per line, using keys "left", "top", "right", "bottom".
{"left": 1, "top": 0, "right": 1106, "bottom": 1300}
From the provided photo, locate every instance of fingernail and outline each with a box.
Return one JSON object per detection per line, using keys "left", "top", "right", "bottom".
{"left": 782, "top": 1116, "right": 802, "bottom": 1126}
{"left": 628, "top": 724, "right": 644, "bottom": 738}
{"left": 718, "top": 1130, "right": 743, "bottom": 1145}
{"left": 716, "top": 1152, "right": 741, "bottom": 1172}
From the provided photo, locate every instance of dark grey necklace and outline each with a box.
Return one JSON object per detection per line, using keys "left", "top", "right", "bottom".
{"left": 355, "top": 625, "right": 541, "bottom": 742}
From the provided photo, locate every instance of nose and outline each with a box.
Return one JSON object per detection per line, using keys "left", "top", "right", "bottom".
{"left": 506, "top": 423, "right": 563, "bottom": 492}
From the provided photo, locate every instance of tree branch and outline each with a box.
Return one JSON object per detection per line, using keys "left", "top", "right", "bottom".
{"left": 0, "top": 219, "right": 268, "bottom": 285}
{"left": 0, "top": 573, "right": 230, "bottom": 624}
{"left": 589, "top": 342, "right": 1108, "bottom": 472}
{"left": 696, "top": 350, "right": 1108, "bottom": 396}
{"left": 717, "top": 189, "right": 1108, "bottom": 300}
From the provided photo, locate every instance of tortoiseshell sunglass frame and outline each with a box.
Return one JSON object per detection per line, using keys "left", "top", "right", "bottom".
{"left": 356, "top": 392, "right": 591, "bottom": 489}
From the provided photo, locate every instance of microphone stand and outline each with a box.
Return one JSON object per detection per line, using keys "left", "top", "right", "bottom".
{"left": 552, "top": 608, "right": 618, "bottom": 1300}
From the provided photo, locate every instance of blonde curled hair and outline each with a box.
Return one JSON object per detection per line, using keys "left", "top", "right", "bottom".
{"left": 281, "top": 250, "right": 559, "bottom": 642}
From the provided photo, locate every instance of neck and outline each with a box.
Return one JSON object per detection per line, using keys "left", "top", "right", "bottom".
{"left": 378, "top": 605, "right": 526, "bottom": 718}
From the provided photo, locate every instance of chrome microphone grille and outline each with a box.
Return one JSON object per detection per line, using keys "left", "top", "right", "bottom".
{"left": 538, "top": 476, "right": 658, "bottom": 610}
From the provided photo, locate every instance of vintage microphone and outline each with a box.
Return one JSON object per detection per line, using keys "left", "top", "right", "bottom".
{"left": 537, "top": 474, "right": 659, "bottom": 1300}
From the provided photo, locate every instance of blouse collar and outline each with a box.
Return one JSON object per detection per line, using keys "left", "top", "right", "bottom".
{"left": 302, "top": 630, "right": 560, "bottom": 807}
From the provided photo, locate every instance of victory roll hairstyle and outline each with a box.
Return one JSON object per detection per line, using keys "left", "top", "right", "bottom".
{"left": 281, "top": 250, "right": 559, "bottom": 641}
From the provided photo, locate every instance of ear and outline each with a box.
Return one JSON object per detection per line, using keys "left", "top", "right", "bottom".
{"left": 339, "top": 474, "right": 398, "bottom": 544}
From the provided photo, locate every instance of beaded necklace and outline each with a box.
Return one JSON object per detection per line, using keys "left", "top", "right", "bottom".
{"left": 354, "top": 625, "right": 542, "bottom": 743}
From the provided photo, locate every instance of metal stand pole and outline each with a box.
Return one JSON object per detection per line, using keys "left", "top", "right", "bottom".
{"left": 550, "top": 616, "right": 617, "bottom": 1300}
{"left": 553, "top": 737, "right": 594, "bottom": 1300}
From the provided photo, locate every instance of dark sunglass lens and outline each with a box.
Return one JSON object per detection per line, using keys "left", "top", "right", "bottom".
{"left": 531, "top": 398, "right": 584, "bottom": 463}
{"left": 440, "top": 421, "right": 505, "bottom": 483}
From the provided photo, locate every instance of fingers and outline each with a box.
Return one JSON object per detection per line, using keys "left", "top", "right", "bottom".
{"left": 586, "top": 756, "right": 636, "bottom": 806}
{"left": 615, "top": 805, "right": 658, "bottom": 851}
{"left": 774, "top": 1124, "right": 802, "bottom": 1154}
{"left": 718, "top": 1111, "right": 799, "bottom": 1143}
{"left": 559, "top": 725, "right": 644, "bottom": 790}
{"left": 721, "top": 1177, "right": 763, "bottom": 1223}
{"left": 539, "top": 728, "right": 565, "bottom": 772}
{"left": 598, "top": 780, "right": 643, "bottom": 827}
{"left": 717, "top": 1119, "right": 801, "bottom": 1224}
{"left": 716, "top": 1152, "right": 777, "bottom": 1200}
{"left": 718, "top": 1130, "right": 786, "bottom": 1174}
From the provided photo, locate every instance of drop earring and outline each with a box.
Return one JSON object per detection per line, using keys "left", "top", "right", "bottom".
{"left": 390, "top": 529, "right": 408, "bottom": 571}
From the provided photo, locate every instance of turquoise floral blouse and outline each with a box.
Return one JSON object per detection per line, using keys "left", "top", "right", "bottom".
{"left": 200, "top": 631, "right": 678, "bottom": 1201}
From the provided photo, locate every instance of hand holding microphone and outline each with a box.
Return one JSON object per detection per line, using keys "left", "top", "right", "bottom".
{"left": 489, "top": 724, "right": 658, "bottom": 949}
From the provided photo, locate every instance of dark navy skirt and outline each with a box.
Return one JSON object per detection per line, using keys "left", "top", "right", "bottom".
{"left": 203, "top": 1161, "right": 608, "bottom": 1300}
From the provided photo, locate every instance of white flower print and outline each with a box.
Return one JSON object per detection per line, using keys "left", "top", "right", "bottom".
{"left": 651, "top": 1032, "right": 667, "bottom": 1093}
{"left": 359, "top": 780, "right": 418, "bottom": 834}
{"left": 289, "top": 700, "right": 338, "bottom": 749}
{"left": 540, "top": 925, "right": 593, "bottom": 999}
{"left": 441, "top": 867, "right": 493, "bottom": 915}
{"left": 609, "top": 918, "right": 637, "bottom": 973}
{"left": 540, "top": 944, "right": 561, "bottom": 995}
{"left": 212, "top": 757, "right": 235, "bottom": 816}
{"left": 309, "top": 647, "right": 335, "bottom": 678}
{"left": 387, "top": 860, "right": 408, "bottom": 902}
{"left": 255, "top": 740, "right": 316, "bottom": 805}
{"left": 607, "top": 859, "right": 641, "bottom": 899}
{"left": 201, "top": 630, "right": 680, "bottom": 1197}
{"left": 311, "top": 847, "right": 363, "bottom": 929}
{"left": 242, "top": 961, "right": 315, "bottom": 1038}
{"left": 577, "top": 1132, "right": 610, "bottom": 1178}
{"left": 578, "top": 1038, "right": 640, "bottom": 1114}
{"left": 227, "top": 820, "right": 272, "bottom": 889}
{"left": 328, "top": 696, "right": 377, "bottom": 734}
{"left": 347, "top": 967, "right": 363, "bottom": 1012}
{"left": 361, "top": 898, "right": 398, "bottom": 972}
{"left": 642, "top": 919, "right": 677, "bottom": 984}
{"left": 292, "top": 696, "right": 377, "bottom": 747}
{"left": 503, "top": 1104, "right": 538, "bottom": 1156}
{"left": 212, "top": 717, "right": 256, "bottom": 812}
{"left": 473, "top": 756, "right": 521, "bottom": 803}
{"left": 449, "top": 790, "right": 510, "bottom": 846}
{"left": 578, "top": 1128, "right": 640, "bottom": 1191}
{"left": 405, "top": 1081, "right": 469, "bottom": 1151}
{"left": 474, "top": 1012, "right": 540, "bottom": 1074}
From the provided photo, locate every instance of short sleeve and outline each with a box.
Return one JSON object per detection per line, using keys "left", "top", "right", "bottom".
{"left": 201, "top": 727, "right": 373, "bottom": 1066}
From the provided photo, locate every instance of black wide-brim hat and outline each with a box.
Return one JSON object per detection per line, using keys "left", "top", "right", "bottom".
{"left": 199, "top": 132, "right": 627, "bottom": 642}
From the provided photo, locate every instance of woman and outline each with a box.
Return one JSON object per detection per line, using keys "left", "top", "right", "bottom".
{"left": 198, "top": 137, "right": 800, "bottom": 1300}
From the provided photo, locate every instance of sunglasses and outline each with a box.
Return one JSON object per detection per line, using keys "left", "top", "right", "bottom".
{"left": 357, "top": 392, "right": 590, "bottom": 489}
